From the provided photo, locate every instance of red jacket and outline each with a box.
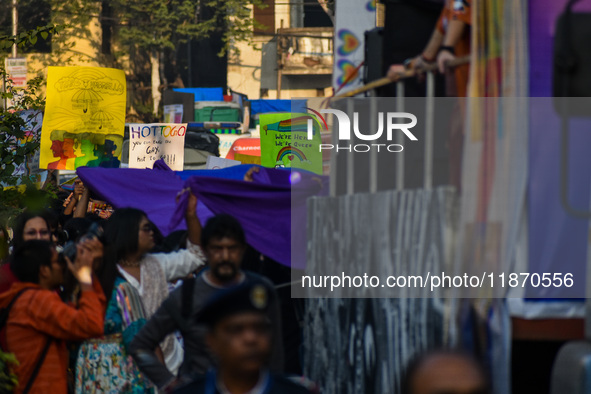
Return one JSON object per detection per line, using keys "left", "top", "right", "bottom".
{"left": 0, "top": 263, "right": 18, "bottom": 294}
{"left": 0, "top": 280, "right": 106, "bottom": 393}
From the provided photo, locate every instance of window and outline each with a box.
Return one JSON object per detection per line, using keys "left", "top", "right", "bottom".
{"left": 254, "top": 0, "right": 275, "bottom": 35}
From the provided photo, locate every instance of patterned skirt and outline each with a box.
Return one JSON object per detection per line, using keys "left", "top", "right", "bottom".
{"left": 75, "top": 334, "right": 155, "bottom": 394}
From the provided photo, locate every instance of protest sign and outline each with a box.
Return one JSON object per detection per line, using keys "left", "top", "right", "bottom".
{"left": 259, "top": 113, "right": 322, "bottom": 174}
{"left": 39, "top": 66, "right": 126, "bottom": 170}
{"left": 128, "top": 123, "right": 187, "bottom": 171}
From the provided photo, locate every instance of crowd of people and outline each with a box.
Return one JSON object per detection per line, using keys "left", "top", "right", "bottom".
{"left": 0, "top": 176, "right": 491, "bottom": 394}
{"left": 0, "top": 177, "right": 309, "bottom": 394}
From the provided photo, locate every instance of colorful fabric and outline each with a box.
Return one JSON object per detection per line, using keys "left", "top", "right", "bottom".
{"left": 0, "top": 281, "right": 105, "bottom": 394}
{"left": 117, "top": 243, "right": 206, "bottom": 375}
{"left": 436, "top": 0, "right": 472, "bottom": 97}
{"left": 75, "top": 277, "right": 154, "bottom": 393}
{"left": 77, "top": 165, "right": 328, "bottom": 268}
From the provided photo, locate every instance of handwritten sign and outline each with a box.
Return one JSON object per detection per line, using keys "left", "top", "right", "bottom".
{"left": 128, "top": 123, "right": 187, "bottom": 171}
{"left": 259, "top": 113, "right": 322, "bottom": 174}
{"left": 40, "top": 66, "right": 126, "bottom": 170}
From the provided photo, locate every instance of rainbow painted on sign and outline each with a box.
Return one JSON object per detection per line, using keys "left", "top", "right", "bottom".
{"left": 263, "top": 115, "right": 321, "bottom": 136}
{"left": 337, "top": 30, "right": 360, "bottom": 56}
{"left": 366, "top": 0, "right": 377, "bottom": 11}
{"left": 337, "top": 60, "right": 360, "bottom": 86}
{"left": 277, "top": 146, "right": 308, "bottom": 163}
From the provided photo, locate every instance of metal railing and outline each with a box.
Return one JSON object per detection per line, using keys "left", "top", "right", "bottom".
{"left": 327, "top": 56, "right": 470, "bottom": 197}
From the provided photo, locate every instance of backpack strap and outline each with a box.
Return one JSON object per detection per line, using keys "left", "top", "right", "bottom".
{"left": 0, "top": 287, "right": 35, "bottom": 330}
{"left": 22, "top": 337, "right": 53, "bottom": 394}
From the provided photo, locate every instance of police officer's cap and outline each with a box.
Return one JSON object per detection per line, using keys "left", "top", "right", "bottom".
{"left": 197, "top": 278, "right": 274, "bottom": 327}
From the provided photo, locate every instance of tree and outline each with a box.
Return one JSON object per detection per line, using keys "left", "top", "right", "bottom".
{"left": 0, "top": 24, "right": 62, "bottom": 223}
{"left": 3, "top": 1, "right": 266, "bottom": 122}
{"left": 108, "top": 0, "right": 265, "bottom": 117}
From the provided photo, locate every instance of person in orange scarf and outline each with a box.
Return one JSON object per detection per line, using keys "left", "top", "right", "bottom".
{"left": 0, "top": 239, "right": 105, "bottom": 393}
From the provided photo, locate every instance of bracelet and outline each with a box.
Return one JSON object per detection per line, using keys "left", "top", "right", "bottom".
{"left": 439, "top": 45, "right": 455, "bottom": 55}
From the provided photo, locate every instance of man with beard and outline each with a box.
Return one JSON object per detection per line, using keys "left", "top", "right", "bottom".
{"left": 129, "top": 214, "right": 283, "bottom": 392}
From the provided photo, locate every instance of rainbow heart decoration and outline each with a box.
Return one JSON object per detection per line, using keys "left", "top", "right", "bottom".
{"left": 337, "top": 60, "right": 360, "bottom": 86}
{"left": 366, "top": 0, "right": 377, "bottom": 11}
{"left": 337, "top": 29, "right": 360, "bottom": 56}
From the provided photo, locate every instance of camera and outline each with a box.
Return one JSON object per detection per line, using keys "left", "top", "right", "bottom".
{"left": 62, "top": 222, "right": 104, "bottom": 262}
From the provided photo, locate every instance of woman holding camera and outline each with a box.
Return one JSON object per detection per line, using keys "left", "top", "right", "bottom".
{"left": 74, "top": 193, "right": 205, "bottom": 393}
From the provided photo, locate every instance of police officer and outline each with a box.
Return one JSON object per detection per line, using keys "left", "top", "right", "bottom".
{"left": 174, "top": 279, "right": 311, "bottom": 394}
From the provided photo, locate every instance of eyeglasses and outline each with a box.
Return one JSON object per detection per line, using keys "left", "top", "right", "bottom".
{"left": 140, "top": 224, "right": 154, "bottom": 233}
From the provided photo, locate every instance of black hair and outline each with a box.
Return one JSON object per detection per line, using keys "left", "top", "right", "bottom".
{"left": 99, "top": 208, "right": 146, "bottom": 300}
{"left": 10, "top": 211, "right": 50, "bottom": 250}
{"left": 151, "top": 229, "right": 187, "bottom": 253}
{"left": 400, "top": 348, "right": 490, "bottom": 394}
{"left": 10, "top": 240, "right": 54, "bottom": 284}
{"left": 201, "top": 214, "right": 246, "bottom": 249}
{"left": 63, "top": 217, "right": 93, "bottom": 243}
{"left": 41, "top": 209, "right": 59, "bottom": 232}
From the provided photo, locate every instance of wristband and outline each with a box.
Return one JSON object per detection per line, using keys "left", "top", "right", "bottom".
{"left": 439, "top": 45, "right": 455, "bottom": 55}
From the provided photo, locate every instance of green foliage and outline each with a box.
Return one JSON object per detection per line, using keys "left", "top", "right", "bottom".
{"left": 0, "top": 351, "right": 19, "bottom": 393}
{"left": 0, "top": 24, "right": 65, "bottom": 52}
{"left": 90, "top": 0, "right": 263, "bottom": 120}
{"left": 112, "top": 0, "right": 264, "bottom": 53}
{"left": 0, "top": 25, "right": 61, "bottom": 224}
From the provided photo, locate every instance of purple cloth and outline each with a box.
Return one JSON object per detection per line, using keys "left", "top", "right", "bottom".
{"left": 77, "top": 166, "right": 213, "bottom": 236}
{"left": 77, "top": 165, "right": 327, "bottom": 268}
{"left": 170, "top": 167, "right": 327, "bottom": 269}
{"left": 529, "top": 0, "right": 591, "bottom": 96}
{"left": 527, "top": 2, "right": 591, "bottom": 298}
{"left": 153, "top": 159, "right": 174, "bottom": 172}
{"left": 527, "top": 100, "right": 591, "bottom": 298}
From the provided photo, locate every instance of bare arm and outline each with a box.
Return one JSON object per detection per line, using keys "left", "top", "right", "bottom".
{"left": 423, "top": 28, "right": 444, "bottom": 61}
{"left": 63, "top": 195, "right": 78, "bottom": 216}
{"left": 441, "top": 19, "right": 466, "bottom": 48}
{"left": 185, "top": 193, "right": 202, "bottom": 246}
{"left": 437, "top": 19, "right": 467, "bottom": 73}
{"left": 388, "top": 27, "right": 443, "bottom": 80}
{"left": 74, "top": 187, "right": 90, "bottom": 218}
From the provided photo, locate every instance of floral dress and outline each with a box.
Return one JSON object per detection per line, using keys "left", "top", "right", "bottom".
{"left": 75, "top": 276, "right": 155, "bottom": 393}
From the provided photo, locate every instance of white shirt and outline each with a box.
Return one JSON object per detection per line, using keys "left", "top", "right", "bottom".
{"left": 118, "top": 240, "right": 206, "bottom": 375}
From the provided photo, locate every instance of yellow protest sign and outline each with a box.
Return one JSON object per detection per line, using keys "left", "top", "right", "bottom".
{"left": 39, "top": 66, "right": 126, "bottom": 170}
